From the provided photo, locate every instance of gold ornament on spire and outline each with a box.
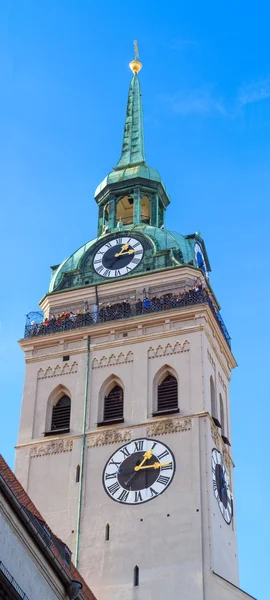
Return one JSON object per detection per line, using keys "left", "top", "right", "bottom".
{"left": 129, "top": 40, "right": 142, "bottom": 75}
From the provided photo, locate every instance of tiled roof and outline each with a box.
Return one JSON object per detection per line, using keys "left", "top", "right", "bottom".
{"left": 0, "top": 455, "right": 97, "bottom": 600}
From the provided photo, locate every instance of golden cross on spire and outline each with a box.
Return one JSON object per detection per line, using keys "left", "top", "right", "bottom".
{"left": 129, "top": 40, "right": 142, "bottom": 75}
{"left": 134, "top": 40, "right": 139, "bottom": 59}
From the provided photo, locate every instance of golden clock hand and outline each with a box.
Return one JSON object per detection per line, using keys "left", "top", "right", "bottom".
{"left": 114, "top": 249, "right": 143, "bottom": 257}
{"left": 134, "top": 461, "right": 170, "bottom": 471}
{"left": 114, "top": 242, "right": 130, "bottom": 258}
{"left": 135, "top": 449, "right": 153, "bottom": 471}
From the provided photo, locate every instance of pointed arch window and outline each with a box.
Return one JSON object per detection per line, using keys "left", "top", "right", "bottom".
{"left": 99, "top": 384, "right": 124, "bottom": 426}
{"left": 48, "top": 395, "right": 71, "bottom": 434}
{"left": 154, "top": 374, "right": 179, "bottom": 416}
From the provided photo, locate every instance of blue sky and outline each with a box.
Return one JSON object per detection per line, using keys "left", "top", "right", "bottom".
{"left": 0, "top": 1, "right": 269, "bottom": 597}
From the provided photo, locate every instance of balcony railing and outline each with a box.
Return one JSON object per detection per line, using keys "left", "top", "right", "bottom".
{"left": 0, "top": 561, "right": 30, "bottom": 600}
{"left": 24, "top": 287, "right": 231, "bottom": 348}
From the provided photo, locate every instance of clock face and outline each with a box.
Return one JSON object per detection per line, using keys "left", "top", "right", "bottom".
{"left": 103, "top": 438, "right": 175, "bottom": 504}
{"left": 212, "top": 448, "right": 233, "bottom": 524}
{"left": 194, "top": 242, "right": 208, "bottom": 277}
{"left": 93, "top": 236, "right": 144, "bottom": 278}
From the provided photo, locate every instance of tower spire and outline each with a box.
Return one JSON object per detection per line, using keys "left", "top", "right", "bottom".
{"left": 115, "top": 42, "right": 145, "bottom": 170}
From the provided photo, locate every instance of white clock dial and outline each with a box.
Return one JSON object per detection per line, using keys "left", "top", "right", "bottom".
{"left": 212, "top": 448, "right": 233, "bottom": 524}
{"left": 103, "top": 438, "right": 175, "bottom": 504}
{"left": 194, "top": 242, "right": 208, "bottom": 277}
{"left": 93, "top": 236, "right": 144, "bottom": 278}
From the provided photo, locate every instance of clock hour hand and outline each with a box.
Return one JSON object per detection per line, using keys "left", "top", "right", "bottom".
{"left": 114, "top": 243, "right": 130, "bottom": 257}
{"left": 114, "top": 248, "right": 134, "bottom": 257}
{"left": 124, "top": 449, "right": 153, "bottom": 485}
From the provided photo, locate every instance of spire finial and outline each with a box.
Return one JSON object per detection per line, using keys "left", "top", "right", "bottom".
{"left": 129, "top": 40, "right": 142, "bottom": 75}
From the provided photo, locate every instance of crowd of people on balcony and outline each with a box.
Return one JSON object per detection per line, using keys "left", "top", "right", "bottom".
{"left": 27, "top": 284, "right": 212, "bottom": 337}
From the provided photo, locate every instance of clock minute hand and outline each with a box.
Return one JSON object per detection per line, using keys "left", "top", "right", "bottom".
{"left": 135, "top": 461, "right": 170, "bottom": 471}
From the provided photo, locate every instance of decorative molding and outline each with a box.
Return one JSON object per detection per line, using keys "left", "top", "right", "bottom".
{"left": 207, "top": 349, "right": 216, "bottom": 371}
{"left": 210, "top": 420, "right": 233, "bottom": 468}
{"left": 148, "top": 340, "right": 190, "bottom": 359}
{"left": 218, "top": 371, "right": 227, "bottom": 392}
{"left": 87, "top": 429, "right": 132, "bottom": 447}
{"left": 211, "top": 422, "right": 220, "bottom": 448}
{"left": 92, "top": 351, "right": 134, "bottom": 369}
{"left": 37, "top": 362, "right": 78, "bottom": 380}
{"left": 30, "top": 438, "right": 73, "bottom": 458}
{"left": 146, "top": 417, "right": 191, "bottom": 437}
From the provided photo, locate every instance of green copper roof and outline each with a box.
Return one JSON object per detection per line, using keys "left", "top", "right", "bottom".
{"left": 94, "top": 164, "right": 169, "bottom": 200}
{"left": 115, "top": 74, "right": 145, "bottom": 170}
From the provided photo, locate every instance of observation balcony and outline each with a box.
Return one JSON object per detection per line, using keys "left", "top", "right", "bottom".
{"left": 24, "top": 285, "right": 231, "bottom": 349}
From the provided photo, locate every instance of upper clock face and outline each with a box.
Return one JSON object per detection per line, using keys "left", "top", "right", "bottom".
{"left": 194, "top": 242, "right": 208, "bottom": 277}
{"left": 212, "top": 448, "right": 233, "bottom": 524}
{"left": 93, "top": 236, "right": 144, "bottom": 278}
{"left": 103, "top": 438, "right": 175, "bottom": 505}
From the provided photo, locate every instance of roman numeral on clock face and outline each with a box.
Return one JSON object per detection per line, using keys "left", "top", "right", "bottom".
{"left": 156, "top": 475, "right": 170, "bottom": 486}
{"left": 109, "top": 459, "right": 121, "bottom": 468}
{"left": 118, "top": 490, "right": 129, "bottom": 502}
{"left": 157, "top": 450, "right": 169, "bottom": 461}
{"left": 120, "top": 447, "right": 130, "bottom": 458}
{"left": 161, "top": 462, "right": 173, "bottom": 471}
{"left": 134, "top": 440, "right": 144, "bottom": 452}
{"left": 108, "top": 482, "right": 120, "bottom": 496}
{"left": 105, "top": 472, "right": 117, "bottom": 480}
{"left": 134, "top": 491, "right": 143, "bottom": 503}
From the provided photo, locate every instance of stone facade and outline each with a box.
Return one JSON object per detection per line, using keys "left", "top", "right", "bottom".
{"left": 14, "top": 265, "right": 255, "bottom": 599}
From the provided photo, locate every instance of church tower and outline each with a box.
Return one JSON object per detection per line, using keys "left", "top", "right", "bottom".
{"left": 15, "top": 50, "right": 254, "bottom": 600}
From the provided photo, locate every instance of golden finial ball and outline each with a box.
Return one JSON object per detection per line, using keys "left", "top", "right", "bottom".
{"left": 129, "top": 59, "right": 143, "bottom": 75}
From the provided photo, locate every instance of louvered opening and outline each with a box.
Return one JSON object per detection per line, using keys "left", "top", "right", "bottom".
{"left": 50, "top": 395, "right": 71, "bottom": 432}
{"left": 103, "top": 385, "right": 124, "bottom": 424}
{"left": 156, "top": 375, "right": 178, "bottom": 413}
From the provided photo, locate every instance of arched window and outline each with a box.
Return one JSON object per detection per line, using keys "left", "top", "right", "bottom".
{"left": 100, "top": 384, "right": 124, "bottom": 426}
{"left": 50, "top": 395, "right": 71, "bottom": 433}
{"left": 210, "top": 376, "right": 216, "bottom": 417}
{"left": 105, "top": 523, "right": 110, "bottom": 541}
{"left": 156, "top": 374, "right": 178, "bottom": 415}
{"left": 116, "top": 196, "right": 134, "bottom": 225}
{"left": 76, "top": 465, "right": 80, "bottom": 483}
{"left": 219, "top": 393, "right": 225, "bottom": 435}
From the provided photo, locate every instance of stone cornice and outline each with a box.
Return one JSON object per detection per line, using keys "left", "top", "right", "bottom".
{"left": 15, "top": 412, "right": 233, "bottom": 467}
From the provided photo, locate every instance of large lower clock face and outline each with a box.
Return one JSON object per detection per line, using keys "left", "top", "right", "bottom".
{"left": 212, "top": 448, "right": 233, "bottom": 524}
{"left": 103, "top": 438, "right": 175, "bottom": 504}
{"left": 93, "top": 236, "right": 144, "bottom": 278}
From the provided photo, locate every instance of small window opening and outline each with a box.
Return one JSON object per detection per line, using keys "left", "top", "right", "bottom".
{"left": 122, "top": 332, "right": 128, "bottom": 337}
{"left": 220, "top": 393, "right": 225, "bottom": 435}
{"left": 105, "top": 523, "right": 110, "bottom": 541}
{"left": 133, "top": 565, "right": 139, "bottom": 587}
{"left": 104, "top": 202, "right": 109, "bottom": 223}
{"left": 63, "top": 355, "right": 70, "bottom": 362}
{"left": 76, "top": 465, "right": 80, "bottom": 483}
